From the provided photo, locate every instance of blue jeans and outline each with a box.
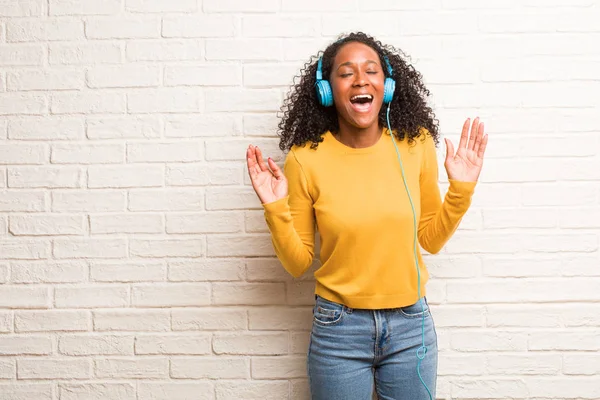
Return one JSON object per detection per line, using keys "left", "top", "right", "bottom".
{"left": 307, "top": 295, "right": 438, "bottom": 400}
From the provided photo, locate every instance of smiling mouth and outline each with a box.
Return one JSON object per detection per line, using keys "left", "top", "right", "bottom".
{"left": 349, "top": 94, "right": 374, "bottom": 113}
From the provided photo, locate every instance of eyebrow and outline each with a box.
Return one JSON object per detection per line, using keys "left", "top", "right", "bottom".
{"left": 336, "top": 60, "right": 379, "bottom": 70}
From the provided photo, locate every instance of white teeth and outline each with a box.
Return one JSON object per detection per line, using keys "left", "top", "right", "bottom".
{"left": 351, "top": 94, "right": 373, "bottom": 101}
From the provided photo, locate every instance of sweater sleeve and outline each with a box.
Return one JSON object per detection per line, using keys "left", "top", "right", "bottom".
{"left": 417, "top": 133, "right": 477, "bottom": 254}
{"left": 262, "top": 149, "right": 316, "bottom": 278}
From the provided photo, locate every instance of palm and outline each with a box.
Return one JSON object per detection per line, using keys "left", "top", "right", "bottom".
{"left": 246, "top": 145, "right": 288, "bottom": 204}
{"left": 444, "top": 118, "right": 488, "bottom": 182}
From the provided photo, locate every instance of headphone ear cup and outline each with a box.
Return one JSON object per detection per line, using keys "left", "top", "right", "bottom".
{"left": 316, "top": 80, "right": 334, "bottom": 107}
{"left": 383, "top": 77, "right": 396, "bottom": 104}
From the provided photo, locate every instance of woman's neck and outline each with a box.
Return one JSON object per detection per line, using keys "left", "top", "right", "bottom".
{"left": 333, "top": 122, "right": 382, "bottom": 149}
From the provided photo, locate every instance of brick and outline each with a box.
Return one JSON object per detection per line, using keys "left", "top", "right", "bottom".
{"left": 171, "top": 357, "right": 249, "bottom": 379}
{"left": 424, "top": 255, "right": 481, "bottom": 279}
{"left": 94, "top": 310, "right": 170, "bottom": 332}
{"left": 59, "top": 383, "right": 136, "bottom": 400}
{"left": 0, "top": 359, "right": 15, "bottom": 378}
{"left": 87, "top": 65, "right": 161, "bottom": 88}
{"left": 0, "top": 336, "right": 52, "bottom": 355}
{"left": 172, "top": 308, "right": 247, "bottom": 331}
{"left": 51, "top": 91, "right": 126, "bottom": 114}
{"left": 216, "top": 381, "right": 289, "bottom": 400}
{"left": 49, "top": 43, "right": 121, "bottom": 65}
{"left": 528, "top": 331, "right": 600, "bottom": 351}
{"left": 7, "top": 18, "right": 83, "bottom": 42}
{"left": 290, "top": 331, "right": 309, "bottom": 354}
{"left": 452, "top": 378, "right": 528, "bottom": 399}
{"left": 53, "top": 238, "right": 127, "bottom": 259}
{"left": 243, "top": 64, "right": 297, "bottom": 87}
{"left": 564, "top": 354, "right": 600, "bottom": 375}
{"left": 130, "top": 238, "right": 204, "bottom": 258}
{"left": 0, "top": 44, "right": 44, "bottom": 66}
{"left": 128, "top": 88, "right": 202, "bottom": 113}
{"left": 52, "top": 190, "right": 126, "bottom": 212}
{"left": 207, "top": 235, "right": 275, "bottom": 257}
{"left": 0, "top": 263, "right": 7, "bottom": 284}
{"left": 126, "top": 40, "right": 203, "bottom": 62}
{"left": 321, "top": 14, "right": 403, "bottom": 37}
{"left": 203, "top": 0, "right": 279, "bottom": 12}
{"left": 451, "top": 331, "right": 528, "bottom": 352}
{"left": 55, "top": 285, "right": 129, "bottom": 308}
{"left": 251, "top": 356, "right": 305, "bottom": 379}
{"left": 205, "top": 88, "right": 280, "bottom": 112}
{"left": 0, "top": 240, "right": 49, "bottom": 260}
{"left": 205, "top": 188, "right": 262, "bottom": 210}
{"left": 438, "top": 354, "right": 486, "bottom": 376}
{"left": 49, "top": 0, "right": 121, "bottom": 15}
{"left": 59, "top": 335, "right": 134, "bottom": 356}
{"left": 165, "top": 64, "right": 241, "bottom": 86}
{"left": 88, "top": 165, "right": 163, "bottom": 188}
{"left": 0, "top": 311, "right": 10, "bottom": 333}
{"left": 0, "top": 93, "right": 46, "bottom": 115}
{"left": 165, "top": 115, "right": 242, "bottom": 137}
{"left": 290, "top": 380, "right": 309, "bottom": 400}
{"left": 18, "top": 358, "right": 91, "bottom": 379}
{"left": 243, "top": 114, "right": 278, "bottom": 136}
{"left": 131, "top": 283, "right": 210, "bottom": 307}
{"left": 87, "top": 116, "right": 161, "bottom": 139}
{"left": 51, "top": 143, "right": 124, "bottom": 164}
{"left": 8, "top": 68, "right": 83, "bottom": 91}
{"left": 286, "top": 281, "right": 314, "bottom": 305}
{"left": 86, "top": 16, "right": 160, "bottom": 39}
{"left": 206, "top": 39, "right": 281, "bottom": 61}
{"left": 95, "top": 358, "right": 168, "bottom": 379}
{"left": 91, "top": 261, "right": 166, "bottom": 282}
{"left": 135, "top": 334, "right": 211, "bottom": 355}
{"left": 168, "top": 259, "right": 244, "bottom": 281}
{"left": 283, "top": 38, "right": 329, "bottom": 61}
{"left": 126, "top": 0, "right": 197, "bottom": 12}
{"left": 243, "top": 16, "right": 318, "bottom": 37}
{"left": 482, "top": 208, "right": 557, "bottom": 229}
{"left": 487, "top": 354, "right": 561, "bottom": 375}
{"left": 9, "top": 214, "right": 85, "bottom": 236}
{"left": 138, "top": 382, "right": 214, "bottom": 400}
{"left": 526, "top": 377, "right": 600, "bottom": 399}
{"left": 129, "top": 189, "right": 204, "bottom": 211}
{"left": 0, "top": 384, "right": 52, "bottom": 400}
{"left": 163, "top": 15, "right": 235, "bottom": 38}
{"left": 248, "top": 307, "right": 313, "bottom": 331}
{"left": 483, "top": 257, "right": 561, "bottom": 278}
{"left": 127, "top": 142, "right": 202, "bottom": 163}
{"left": 214, "top": 333, "right": 288, "bottom": 355}
{"left": 246, "top": 258, "right": 300, "bottom": 282}
{"left": 15, "top": 310, "right": 89, "bottom": 332}
{"left": 166, "top": 163, "right": 243, "bottom": 187}
{"left": 0, "top": 144, "right": 47, "bottom": 165}
{"left": 166, "top": 212, "right": 243, "bottom": 234}
{"left": 522, "top": 183, "right": 596, "bottom": 206}
{"left": 429, "top": 306, "right": 484, "bottom": 328}
{"left": 0, "top": 1, "right": 45, "bottom": 16}
{"left": 91, "top": 213, "right": 163, "bottom": 234}
{"left": 562, "top": 304, "right": 600, "bottom": 327}
{"left": 8, "top": 117, "right": 84, "bottom": 140}
{"left": 213, "top": 283, "right": 285, "bottom": 305}
{"left": 205, "top": 138, "right": 280, "bottom": 161}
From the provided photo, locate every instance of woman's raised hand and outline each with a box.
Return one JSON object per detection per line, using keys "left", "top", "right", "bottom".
{"left": 444, "top": 117, "right": 489, "bottom": 183}
{"left": 246, "top": 144, "right": 288, "bottom": 204}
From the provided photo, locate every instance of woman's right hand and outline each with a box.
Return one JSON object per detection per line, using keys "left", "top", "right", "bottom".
{"left": 246, "top": 144, "right": 288, "bottom": 204}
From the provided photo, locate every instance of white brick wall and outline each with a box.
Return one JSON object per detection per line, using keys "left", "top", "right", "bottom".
{"left": 0, "top": 1, "right": 598, "bottom": 399}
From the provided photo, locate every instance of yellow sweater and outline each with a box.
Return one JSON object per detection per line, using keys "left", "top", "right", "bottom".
{"left": 262, "top": 128, "right": 476, "bottom": 309}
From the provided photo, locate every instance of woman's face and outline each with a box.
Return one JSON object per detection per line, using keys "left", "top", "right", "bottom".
{"left": 329, "top": 42, "right": 386, "bottom": 131}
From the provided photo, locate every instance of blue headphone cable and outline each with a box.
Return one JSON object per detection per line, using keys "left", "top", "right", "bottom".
{"left": 386, "top": 104, "right": 433, "bottom": 400}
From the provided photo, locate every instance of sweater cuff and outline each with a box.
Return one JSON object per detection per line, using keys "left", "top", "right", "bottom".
{"left": 262, "top": 196, "right": 290, "bottom": 215}
{"left": 448, "top": 179, "right": 477, "bottom": 197}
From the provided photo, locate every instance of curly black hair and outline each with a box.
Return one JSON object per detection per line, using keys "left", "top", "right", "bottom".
{"left": 277, "top": 32, "right": 440, "bottom": 152}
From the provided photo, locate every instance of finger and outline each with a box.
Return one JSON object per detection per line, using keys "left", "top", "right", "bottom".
{"left": 444, "top": 138, "right": 455, "bottom": 164}
{"left": 268, "top": 157, "right": 284, "bottom": 179}
{"left": 247, "top": 145, "right": 261, "bottom": 176}
{"left": 255, "top": 146, "right": 269, "bottom": 172}
{"left": 477, "top": 134, "right": 489, "bottom": 159}
{"left": 468, "top": 117, "right": 479, "bottom": 151}
{"left": 473, "top": 122, "right": 484, "bottom": 154}
{"left": 458, "top": 118, "right": 470, "bottom": 149}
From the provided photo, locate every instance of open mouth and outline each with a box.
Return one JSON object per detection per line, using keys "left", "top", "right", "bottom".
{"left": 350, "top": 94, "right": 374, "bottom": 113}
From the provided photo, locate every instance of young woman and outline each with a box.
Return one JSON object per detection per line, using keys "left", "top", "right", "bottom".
{"left": 246, "top": 32, "right": 488, "bottom": 400}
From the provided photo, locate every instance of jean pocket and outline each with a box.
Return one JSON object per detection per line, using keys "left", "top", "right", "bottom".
{"left": 313, "top": 296, "right": 345, "bottom": 326}
{"left": 399, "top": 298, "right": 430, "bottom": 319}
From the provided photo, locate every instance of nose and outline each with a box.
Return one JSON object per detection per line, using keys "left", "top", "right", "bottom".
{"left": 352, "top": 70, "right": 368, "bottom": 87}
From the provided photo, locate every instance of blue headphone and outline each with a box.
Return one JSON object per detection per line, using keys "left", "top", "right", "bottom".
{"left": 315, "top": 55, "right": 396, "bottom": 107}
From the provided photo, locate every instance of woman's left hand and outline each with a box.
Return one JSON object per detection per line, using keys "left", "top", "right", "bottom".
{"left": 444, "top": 117, "right": 488, "bottom": 182}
